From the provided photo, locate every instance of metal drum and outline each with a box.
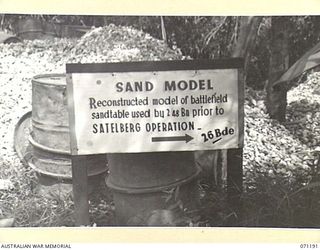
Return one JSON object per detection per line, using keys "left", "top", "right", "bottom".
{"left": 42, "top": 22, "right": 59, "bottom": 39}
{"left": 30, "top": 74, "right": 107, "bottom": 181}
{"left": 32, "top": 74, "right": 69, "bottom": 152}
{"left": 106, "top": 152, "right": 200, "bottom": 225}
{"left": 15, "top": 18, "right": 44, "bottom": 40}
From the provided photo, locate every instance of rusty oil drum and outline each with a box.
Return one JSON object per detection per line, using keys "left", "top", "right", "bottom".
{"left": 106, "top": 152, "right": 200, "bottom": 225}
{"left": 29, "top": 74, "right": 107, "bottom": 181}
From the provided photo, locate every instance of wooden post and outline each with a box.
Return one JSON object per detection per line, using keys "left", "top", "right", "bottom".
{"left": 67, "top": 73, "right": 90, "bottom": 226}
{"left": 71, "top": 155, "right": 90, "bottom": 226}
{"left": 226, "top": 69, "right": 244, "bottom": 224}
{"left": 227, "top": 149, "right": 243, "bottom": 197}
{"left": 227, "top": 66, "right": 244, "bottom": 196}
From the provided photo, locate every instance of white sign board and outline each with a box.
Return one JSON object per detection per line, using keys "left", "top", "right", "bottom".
{"left": 67, "top": 60, "right": 243, "bottom": 155}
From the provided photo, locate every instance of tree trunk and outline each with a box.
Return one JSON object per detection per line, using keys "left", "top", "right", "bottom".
{"left": 266, "top": 17, "right": 290, "bottom": 122}
{"left": 232, "top": 16, "right": 263, "bottom": 76}
{"left": 160, "top": 16, "right": 167, "bottom": 44}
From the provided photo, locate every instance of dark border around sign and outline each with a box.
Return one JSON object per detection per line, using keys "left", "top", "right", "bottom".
{"left": 67, "top": 58, "right": 244, "bottom": 153}
{"left": 238, "top": 68, "right": 245, "bottom": 148}
{"left": 66, "top": 58, "right": 244, "bottom": 73}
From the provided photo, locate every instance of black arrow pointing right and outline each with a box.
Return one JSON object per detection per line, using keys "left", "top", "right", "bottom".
{"left": 151, "top": 134, "right": 194, "bottom": 143}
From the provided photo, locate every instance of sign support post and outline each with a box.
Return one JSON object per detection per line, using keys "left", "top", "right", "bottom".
{"left": 67, "top": 74, "right": 90, "bottom": 226}
{"left": 71, "top": 155, "right": 90, "bottom": 226}
{"left": 227, "top": 149, "right": 243, "bottom": 199}
{"left": 226, "top": 68, "right": 244, "bottom": 225}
